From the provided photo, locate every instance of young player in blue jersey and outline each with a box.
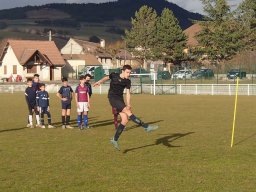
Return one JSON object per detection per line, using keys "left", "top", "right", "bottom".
{"left": 25, "top": 78, "right": 40, "bottom": 128}
{"left": 94, "top": 65, "right": 159, "bottom": 150}
{"left": 36, "top": 83, "right": 55, "bottom": 129}
{"left": 57, "top": 78, "right": 74, "bottom": 129}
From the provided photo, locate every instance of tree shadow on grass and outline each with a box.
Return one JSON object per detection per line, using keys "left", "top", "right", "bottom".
{"left": 0, "top": 127, "right": 26, "bottom": 133}
{"left": 123, "top": 132, "right": 195, "bottom": 154}
{"left": 235, "top": 132, "right": 256, "bottom": 146}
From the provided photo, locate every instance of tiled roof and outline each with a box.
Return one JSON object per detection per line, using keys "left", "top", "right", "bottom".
{"left": 7, "top": 40, "right": 66, "bottom": 66}
{"left": 115, "top": 49, "right": 133, "bottom": 60}
{"left": 62, "top": 53, "right": 101, "bottom": 65}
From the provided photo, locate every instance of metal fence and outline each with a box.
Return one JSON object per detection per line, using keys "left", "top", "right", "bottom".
{"left": 2, "top": 83, "right": 256, "bottom": 96}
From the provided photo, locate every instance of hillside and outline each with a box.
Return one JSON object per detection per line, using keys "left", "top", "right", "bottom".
{"left": 0, "top": 0, "right": 203, "bottom": 42}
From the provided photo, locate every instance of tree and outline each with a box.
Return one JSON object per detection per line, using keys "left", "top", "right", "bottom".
{"left": 125, "top": 5, "right": 157, "bottom": 69}
{"left": 195, "top": 0, "right": 245, "bottom": 65}
{"left": 154, "top": 8, "right": 187, "bottom": 66}
{"left": 236, "top": 0, "right": 256, "bottom": 50}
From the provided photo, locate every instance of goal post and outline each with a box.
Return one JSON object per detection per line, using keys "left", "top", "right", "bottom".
{"left": 130, "top": 72, "right": 157, "bottom": 95}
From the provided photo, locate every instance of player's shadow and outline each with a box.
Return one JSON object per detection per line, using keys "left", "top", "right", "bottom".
{"left": 51, "top": 116, "right": 99, "bottom": 127}
{"left": 235, "top": 132, "right": 256, "bottom": 146}
{"left": 90, "top": 119, "right": 118, "bottom": 128}
{"left": 123, "top": 132, "right": 195, "bottom": 154}
{"left": 125, "top": 120, "right": 164, "bottom": 131}
{"left": 0, "top": 127, "right": 26, "bottom": 133}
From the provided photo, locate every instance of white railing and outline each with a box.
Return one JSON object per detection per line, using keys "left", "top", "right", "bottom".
{"left": 1, "top": 84, "right": 256, "bottom": 96}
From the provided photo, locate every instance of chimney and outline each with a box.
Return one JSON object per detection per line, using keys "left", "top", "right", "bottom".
{"left": 100, "top": 39, "right": 105, "bottom": 49}
{"left": 49, "top": 30, "right": 52, "bottom": 41}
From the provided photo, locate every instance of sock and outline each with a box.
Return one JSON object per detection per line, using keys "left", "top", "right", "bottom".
{"left": 77, "top": 115, "right": 82, "bottom": 126}
{"left": 62, "top": 116, "right": 66, "bottom": 125}
{"left": 29, "top": 115, "right": 33, "bottom": 125}
{"left": 114, "top": 124, "right": 125, "bottom": 141}
{"left": 41, "top": 114, "right": 44, "bottom": 125}
{"left": 84, "top": 115, "right": 88, "bottom": 127}
{"left": 114, "top": 114, "right": 118, "bottom": 129}
{"left": 36, "top": 115, "right": 40, "bottom": 125}
{"left": 129, "top": 114, "right": 148, "bottom": 129}
{"left": 66, "top": 116, "right": 70, "bottom": 125}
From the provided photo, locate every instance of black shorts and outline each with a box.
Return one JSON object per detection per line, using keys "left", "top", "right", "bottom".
{"left": 27, "top": 103, "right": 37, "bottom": 112}
{"left": 62, "top": 102, "right": 71, "bottom": 110}
{"left": 108, "top": 97, "right": 126, "bottom": 113}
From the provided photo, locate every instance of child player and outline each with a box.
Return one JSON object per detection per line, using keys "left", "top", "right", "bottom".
{"left": 36, "top": 83, "right": 55, "bottom": 129}
{"left": 93, "top": 65, "right": 159, "bottom": 150}
{"left": 25, "top": 78, "right": 40, "bottom": 128}
{"left": 57, "top": 77, "right": 74, "bottom": 129}
{"left": 75, "top": 76, "right": 90, "bottom": 130}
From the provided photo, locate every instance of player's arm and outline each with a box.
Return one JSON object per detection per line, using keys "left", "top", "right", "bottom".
{"left": 47, "top": 92, "right": 50, "bottom": 111}
{"left": 93, "top": 76, "right": 110, "bottom": 87}
{"left": 25, "top": 88, "right": 30, "bottom": 105}
{"left": 87, "top": 92, "right": 90, "bottom": 108}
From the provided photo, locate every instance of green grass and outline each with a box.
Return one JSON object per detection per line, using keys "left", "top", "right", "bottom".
{"left": 0, "top": 93, "right": 256, "bottom": 191}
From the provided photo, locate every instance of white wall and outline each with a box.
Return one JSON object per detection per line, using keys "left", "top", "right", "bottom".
{"left": 62, "top": 59, "right": 85, "bottom": 78}
{"left": 0, "top": 47, "right": 23, "bottom": 80}
{"left": 54, "top": 67, "right": 62, "bottom": 80}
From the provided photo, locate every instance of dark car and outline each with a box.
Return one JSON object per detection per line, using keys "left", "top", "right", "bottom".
{"left": 227, "top": 69, "right": 246, "bottom": 79}
{"left": 192, "top": 69, "right": 214, "bottom": 79}
{"left": 158, "top": 71, "right": 171, "bottom": 80}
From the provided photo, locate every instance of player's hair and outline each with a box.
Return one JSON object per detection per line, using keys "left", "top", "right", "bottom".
{"left": 84, "top": 74, "right": 92, "bottom": 79}
{"left": 27, "top": 78, "right": 33, "bottom": 82}
{"left": 79, "top": 75, "right": 85, "bottom": 80}
{"left": 62, "top": 77, "right": 68, "bottom": 82}
{"left": 39, "top": 83, "right": 45, "bottom": 87}
{"left": 34, "top": 74, "right": 40, "bottom": 77}
{"left": 122, "top": 65, "right": 132, "bottom": 71}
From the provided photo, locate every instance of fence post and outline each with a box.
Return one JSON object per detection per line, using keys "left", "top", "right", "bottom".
{"left": 179, "top": 85, "right": 182, "bottom": 94}
{"left": 248, "top": 84, "right": 250, "bottom": 96}
{"left": 100, "top": 84, "right": 102, "bottom": 94}
{"left": 11, "top": 85, "right": 14, "bottom": 94}
{"left": 196, "top": 84, "right": 198, "bottom": 95}
{"left": 137, "top": 85, "right": 139, "bottom": 94}
{"left": 211, "top": 84, "right": 214, "bottom": 95}
{"left": 229, "top": 84, "right": 231, "bottom": 96}
{"left": 150, "top": 84, "right": 153, "bottom": 95}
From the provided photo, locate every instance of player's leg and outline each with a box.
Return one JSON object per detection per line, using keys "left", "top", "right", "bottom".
{"left": 110, "top": 112, "right": 128, "bottom": 150}
{"left": 122, "top": 107, "right": 159, "bottom": 132}
{"left": 34, "top": 106, "right": 40, "bottom": 127}
{"left": 112, "top": 107, "right": 119, "bottom": 129}
{"left": 61, "top": 107, "right": 67, "bottom": 128}
{"left": 77, "top": 102, "right": 83, "bottom": 129}
{"left": 40, "top": 107, "right": 46, "bottom": 128}
{"left": 27, "top": 105, "right": 33, "bottom": 128}
{"left": 65, "top": 107, "right": 73, "bottom": 129}
{"left": 83, "top": 102, "right": 89, "bottom": 128}
{"left": 46, "top": 110, "right": 54, "bottom": 128}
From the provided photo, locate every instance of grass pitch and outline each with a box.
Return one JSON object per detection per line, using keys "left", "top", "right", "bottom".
{"left": 0, "top": 93, "right": 256, "bottom": 192}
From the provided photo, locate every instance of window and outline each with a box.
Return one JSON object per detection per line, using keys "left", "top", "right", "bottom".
{"left": 4, "top": 66, "right": 7, "bottom": 74}
{"left": 27, "top": 65, "right": 37, "bottom": 74}
{"left": 13, "top": 65, "right": 17, "bottom": 74}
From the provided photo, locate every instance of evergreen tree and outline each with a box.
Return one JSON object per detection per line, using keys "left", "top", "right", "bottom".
{"left": 125, "top": 5, "right": 157, "bottom": 69}
{"left": 195, "top": 0, "right": 245, "bottom": 65}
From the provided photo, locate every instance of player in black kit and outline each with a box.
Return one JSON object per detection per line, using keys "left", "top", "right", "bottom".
{"left": 93, "top": 65, "right": 159, "bottom": 150}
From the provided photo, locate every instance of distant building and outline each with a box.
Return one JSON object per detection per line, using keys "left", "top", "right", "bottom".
{"left": 61, "top": 38, "right": 113, "bottom": 74}
{"left": 115, "top": 49, "right": 140, "bottom": 69}
{"left": 0, "top": 39, "right": 65, "bottom": 81}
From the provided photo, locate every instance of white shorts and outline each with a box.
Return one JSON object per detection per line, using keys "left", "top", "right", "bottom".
{"left": 77, "top": 102, "right": 89, "bottom": 113}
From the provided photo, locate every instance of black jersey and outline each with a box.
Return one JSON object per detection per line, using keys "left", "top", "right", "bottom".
{"left": 25, "top": 86, "right": 36, "bottom": 106}
{"left": 58, "top": 86, "right": 73, "bottom": 103}
{"left": 108, "top": 73, "right": 131, "bottom": 98}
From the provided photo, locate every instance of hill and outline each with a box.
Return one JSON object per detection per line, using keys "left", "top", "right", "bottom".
{"left": 0, "top": 0, "right": 203, "bottom": 42}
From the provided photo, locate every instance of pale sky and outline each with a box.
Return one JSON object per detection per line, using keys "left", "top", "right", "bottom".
{"left": 0, "top": 0, "right": 244, "bottom": 14}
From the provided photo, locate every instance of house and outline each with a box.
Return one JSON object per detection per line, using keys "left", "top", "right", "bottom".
{"left": 0, "top": 39, "right": 66, "bottom": 81}
{"left": 115, "top": 49, "right": 140, "bottom": 69}
{"left": 62, "top": 53, "right": 102, "bottom": 78}
{"left": 61, "top": 38, "right": 113, "bottom": 73}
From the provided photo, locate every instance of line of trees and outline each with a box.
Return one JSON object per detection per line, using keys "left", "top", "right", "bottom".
{"left": 125, "top": 0, "right": 255, "bottom": 69}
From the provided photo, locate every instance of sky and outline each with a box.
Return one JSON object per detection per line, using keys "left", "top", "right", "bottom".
{"left": 0, "top": 0, "right": 244, "bottom": 14}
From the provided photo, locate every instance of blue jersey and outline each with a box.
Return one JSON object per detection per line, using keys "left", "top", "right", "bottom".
{"left": 25, "top": 86, "right": 36, "bottom": 106}
{"left": 58, "top": 86, "right": 73, "bottom": 103}
{"left": 36, "top": 91, "right": 50, "bottom": 108}
{"left": 32, "top": 81, "right": 40, "bottom": 92}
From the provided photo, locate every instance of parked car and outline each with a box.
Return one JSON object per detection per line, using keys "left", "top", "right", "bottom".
{"left": 158, "top": 71, "right": 171, "bottom": 80}
{"left": 192, "top": 69, "right": 214, "bottom": 79}
{"left": 172, "top": 70, "right": 192, "bottom": 80}
{"left": 227, "top": 69, "right": 246, "bottom": 79}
